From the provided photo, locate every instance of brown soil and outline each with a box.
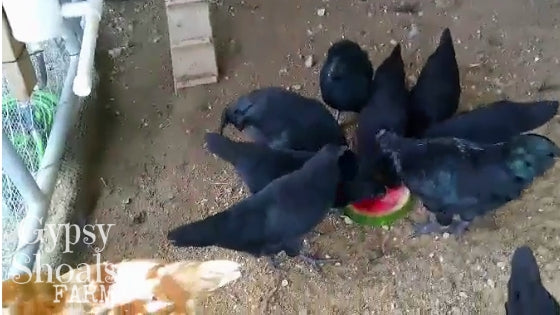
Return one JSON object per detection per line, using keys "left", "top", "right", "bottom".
{"left": 75, "top": 0, "right": 560, "bottom": 313}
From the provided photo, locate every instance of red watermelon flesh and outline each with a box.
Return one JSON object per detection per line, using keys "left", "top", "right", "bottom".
{"left": 343, "top": 185, "right": 413, "bottom": 226}
{"left": 352, "top": 186, "right": 407, "bottom": 214}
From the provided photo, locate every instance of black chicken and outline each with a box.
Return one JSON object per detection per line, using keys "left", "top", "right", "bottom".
{"left": 220, "top": 87, "right": 346, "bottom": 151}
{"left": 376, "top": 130, "right": 559, "bottom": 236}
{"left": 168, "top": 144, "right": 348, "bottom": 268}
{"left": 320, "top": 39, "right": 374, "bottom": 122}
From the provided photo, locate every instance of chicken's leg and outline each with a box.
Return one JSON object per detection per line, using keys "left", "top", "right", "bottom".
{"left": 411, "top": 220, "right": 445, "bottom": 237}
{"left": 412, "top": 213, "right": 471, "bottom": 237}
{"left": 267, "top": 256, "right": 283, "bottom": 269}
{"left": 411, "top": 212, "right": 450, "bottom": 237}
{"left": 445, "top": 219, "right": 471, "bottom": 237}
{"left": 298, "top": 254, "right": 337, "bottom": 271}
{"left": 297, "top": 240, "right": 337, "bottom": 271}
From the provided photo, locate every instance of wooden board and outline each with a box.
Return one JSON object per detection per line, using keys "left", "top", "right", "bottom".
{"left": 2, "top": 8, "right": 36, "bottom": 101}
{"left": 2, "top": 9, "right": 25, "bottom": 63}
{"left": 165, "top": 0, "right": 218, "bottom": 91}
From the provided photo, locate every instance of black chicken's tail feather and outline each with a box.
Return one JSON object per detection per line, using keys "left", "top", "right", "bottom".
{"left": 435, "top": 28, "right": 456, "bottom": 58}
{"left": 383, "top": 43, "right": 404, "bottom": 71}
{"left": 423, "top": 100, "right": 558, "bottom": 142}
{"left": 167, "top": 211, "right": 230, "bottom": 248}
{"left": 506, "top": 246, "right": 560, "bottom": 314}
{"left": 511, "top": 246, "right": 541, "bottom": 282}
{"left": 439, "top": 28, "right": 452, "bottom": 46}
{"left": 522, "top": 100, "right": 559, "bottom": 129}
{"left": 390, "top": 43, "right": 401, "bottom": 59}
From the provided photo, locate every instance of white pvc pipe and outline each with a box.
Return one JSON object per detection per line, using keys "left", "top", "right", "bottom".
{"left": 61, "top": 0, "right": 103, "bottom": 97}
{"left": 5, "top": 1, "right": 101, "bottom": 277}
{"left": 7, "top": 56, "right": 80, "bottom": 277}
{"left": 5, "top": 0, "right": 102, "bottom": 97}
{"left": 2, "top": 132, "right": 46, "bottom": 211}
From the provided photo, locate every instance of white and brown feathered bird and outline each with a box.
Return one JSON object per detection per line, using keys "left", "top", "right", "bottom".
{"left": 2, "top": 259, "right": 241, "bottom": 315}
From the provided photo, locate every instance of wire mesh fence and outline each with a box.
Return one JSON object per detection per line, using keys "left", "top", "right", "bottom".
{"left": 2, "top": 39, "right": 70, "bottom": 280}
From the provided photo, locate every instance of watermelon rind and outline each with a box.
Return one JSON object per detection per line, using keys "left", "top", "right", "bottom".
{"left": 343, "top": 188, "right": 414, "bottom": 227}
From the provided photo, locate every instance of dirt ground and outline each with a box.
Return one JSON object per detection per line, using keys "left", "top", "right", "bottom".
{"left": 72, "top": 0, "right": 560, "bottom": 313}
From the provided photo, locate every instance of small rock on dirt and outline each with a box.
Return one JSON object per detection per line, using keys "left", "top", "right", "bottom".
{"left": 435, "top": 0, "right": 456, "bottom": 8}
{"left": 317, "top": 8, "right": 326, "bottom": 16}
{"left": 544, "top": 263, "right": 555, "bottom": 271}
{"left": 408, "top": 24, "right": 419, "bottom": 39}
{"left": 281, "top": 279, "right": 289, "bottom": 287}
{"left": 343, "top": 216, "right": 353, "bottom": 225}
{"left": 291, "top": 84, "right": 302, "bottom": 90}
{"left": 304, "top": 55, "right": 315, "bottom": 68}
{"left": 133, "top": 211, "right": 147, "bottom": 224}
{"left": 152, "top": 35, "right": 162, "bottom": 43}
{"left": 536, "top": 246, "right": 550, "bottom": 256}
{"left": 108, "top": 47, "right": 125, "bottom": 58}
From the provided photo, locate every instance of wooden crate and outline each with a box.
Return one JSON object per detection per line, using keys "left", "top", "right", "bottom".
{"left": 165, "top": 0, "right": 218, "bottom": 91}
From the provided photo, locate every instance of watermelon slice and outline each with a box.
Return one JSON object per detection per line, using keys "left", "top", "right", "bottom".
{"left": 343, "top": 186, "right": 413, "bottom": 226}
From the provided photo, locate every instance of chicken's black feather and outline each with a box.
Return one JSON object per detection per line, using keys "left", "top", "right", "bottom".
{"left": 167, "top": 144, "right": 346, "bottom": 257}
{"left": 205, "top": 133, "right": 313, "bottom": 194}
{"left": 505, "top": 246, "right": 560, "bottom": 315}
{"left": 220, "top": 87, "right": 346, "bottom": 151}
{"left": 408, "top": 28, "right": 460, "bottom": 136}
{"left": 205, "top": 133, "right": 359, "bottom": 206}
{"left": 423, "top": 100, "right": 558, "bottom": 143}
